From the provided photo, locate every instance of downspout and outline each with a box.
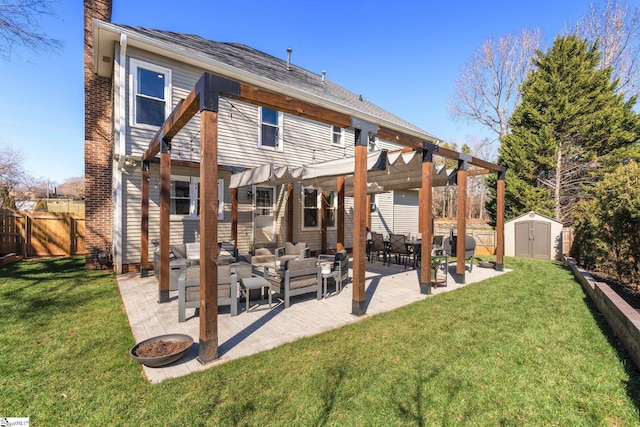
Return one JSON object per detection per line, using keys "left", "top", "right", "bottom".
{"left": 113, "top": 33, "right": 127, "bottom": 273}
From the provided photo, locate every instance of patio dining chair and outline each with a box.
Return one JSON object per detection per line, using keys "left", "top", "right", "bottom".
{"left": 368, "top": 232, "right": 387, "bottom": 263}
{"left": 388, "top": 233, "right": 412, "bottom": 268}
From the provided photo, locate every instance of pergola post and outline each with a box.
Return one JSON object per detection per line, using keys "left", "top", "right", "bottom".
{"left": 140, "top": 161, "right": 150, "bottom": 277}
{"left": 321, "top": 190, "right": 328, "bottom": 253}
{"left": 286, "top": 184, "right": 294, "bottom": 243}
{"left": 158, "top": 139, "right": 172, "bottom": 302}
{"left": 351, "top": 118, "right": 378, "bottom": 316}
{"left": 198, "top": 109, "right": 220, "bottom": 363}
{"left": 495, "top": 167, "right": 506, "bottom": 271}
{"left": 419, "top": 142, "right": 436, "bottom": 294}
{"left": 455, "top": 154, "right": 471, "bottom": 284}
{"left": 231, "top": 187, "right": 238, "bottom": 249}
{"left": 196, "top": 74, "right": 241, "bottom": 364}
{"left": 336, "top": 176, "right": 345, "bottom": 252}
{"left": 365, "top": 194, "right": 371, "bottom": 231}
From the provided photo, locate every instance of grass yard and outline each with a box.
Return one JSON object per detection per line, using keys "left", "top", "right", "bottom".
{"left": 1, "top": 256, "right": 640, "bottom": 425}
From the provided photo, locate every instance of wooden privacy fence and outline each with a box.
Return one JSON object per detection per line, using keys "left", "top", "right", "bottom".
{"left": 0, "top": 210, "right": 85, "bottom": 257}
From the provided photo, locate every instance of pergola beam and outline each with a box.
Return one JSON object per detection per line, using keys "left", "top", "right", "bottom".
{"left": 144, "top": 88, "right": 200, "bottom": 162}
{"left": 235, "top": 84, "right": 352, "bottom": 128}
{"left": 141, "top": 70, "right": 505, "bottom": 362}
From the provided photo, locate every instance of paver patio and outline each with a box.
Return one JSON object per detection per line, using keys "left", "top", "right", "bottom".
{"left": 117, "top": 260, "right": 508, "bottom": 383}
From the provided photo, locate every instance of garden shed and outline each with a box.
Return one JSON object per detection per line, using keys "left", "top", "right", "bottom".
{"left": 505, "top": 211, "right": 563, "bottom": 260}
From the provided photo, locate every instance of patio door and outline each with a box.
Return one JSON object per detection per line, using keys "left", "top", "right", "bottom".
{"left": 253, "top": 186, "right": 276, "bottom": 248}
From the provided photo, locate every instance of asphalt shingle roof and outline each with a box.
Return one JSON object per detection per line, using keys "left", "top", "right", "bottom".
{"left": 113, "top": 23, "right": 436, "bottom": 139}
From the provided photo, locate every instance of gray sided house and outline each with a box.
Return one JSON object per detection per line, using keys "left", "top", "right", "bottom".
{"left": 90, "top": 21, "right": 440, "bottom": 273}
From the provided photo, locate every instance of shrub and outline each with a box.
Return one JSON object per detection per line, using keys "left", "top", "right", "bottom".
{"left": 572, "top": 161, "right": 640, "bottom": 284}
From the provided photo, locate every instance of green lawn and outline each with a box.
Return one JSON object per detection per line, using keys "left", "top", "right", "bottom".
{"left": 1, "top": 256, "right": 639, "bottom": 426}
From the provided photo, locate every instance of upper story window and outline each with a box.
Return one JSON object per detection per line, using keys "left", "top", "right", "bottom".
{"left": 331, "top": 125, "right": 344, "bottom": 146}
{"left": 170, "top": 176, "right": 224, "bottom": 220}
{"left": 259, "top": 107, "right": 283, "bottom": 151}
{"left": 130, "top": 59, "right": 172, "bottom": 128}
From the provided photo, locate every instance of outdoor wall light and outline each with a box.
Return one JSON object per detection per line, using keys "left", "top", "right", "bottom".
{"left": 247, "top": 190, "right": 253, "bottom": 199}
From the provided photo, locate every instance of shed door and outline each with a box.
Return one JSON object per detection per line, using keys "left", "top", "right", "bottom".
{"left": 514, "top": 220, "right": 551, "bottom": 259}
{"left": 531, "top": 221, "right": 551, "bottom": 259}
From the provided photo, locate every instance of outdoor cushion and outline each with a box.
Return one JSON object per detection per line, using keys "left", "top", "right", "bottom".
{"left": 186, "top": 242, "right": 200, "bottom": 262}
{"left": 285, "top": 242, "right": 307, "bottom": 256}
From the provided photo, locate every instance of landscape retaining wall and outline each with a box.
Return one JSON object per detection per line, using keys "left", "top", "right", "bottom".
{"left": 564, "top": 256, "right": 640, "bottom": 371}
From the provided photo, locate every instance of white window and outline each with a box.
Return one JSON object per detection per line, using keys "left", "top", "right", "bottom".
{"left": 130, "top": 59, "right": 171, "bottom": 128}
{"left": 259, "top": 107, "right": 283, "bottom": 151}
{"left": 302, "top": 188, "right": 337, "bottom": 229}
{"left": 331, "top": 125, "right": 344, "bottom": 146}
{"left": 170, "top": 176, "right": 224, "bottom": 220}
{"left": 324, "top": 191, "right": 337, "bottom": 229}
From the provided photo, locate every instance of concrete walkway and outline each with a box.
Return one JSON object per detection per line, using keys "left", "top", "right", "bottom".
{"left": 117, "top": 260, "right": 509, "bottom": 383}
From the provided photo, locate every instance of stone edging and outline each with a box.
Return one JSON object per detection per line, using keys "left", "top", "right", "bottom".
{"left": 564, "top": 255, "right": 640, "bottom": 370}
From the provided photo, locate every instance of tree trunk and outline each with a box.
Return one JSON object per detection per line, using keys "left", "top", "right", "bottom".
{"left": 555, "top": 148, "right": 562, "bottom": 222}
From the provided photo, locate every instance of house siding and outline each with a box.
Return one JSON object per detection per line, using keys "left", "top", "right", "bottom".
{"left": 118, "top": 46, "right": 407, "bottom": 265}
{"left": 370, "top": 192, "right": 394, "bottom": 236}
{"left": 392, "top": 190, "right": 419, "bottom": 235}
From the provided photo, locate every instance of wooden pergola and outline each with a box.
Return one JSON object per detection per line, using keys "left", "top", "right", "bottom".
{"left": 139, "top": 72, "right": 505, "bottom": 363}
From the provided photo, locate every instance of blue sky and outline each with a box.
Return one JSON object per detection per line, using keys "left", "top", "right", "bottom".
{"left": 0, "top": 0, "right": 605, "bottom": 184}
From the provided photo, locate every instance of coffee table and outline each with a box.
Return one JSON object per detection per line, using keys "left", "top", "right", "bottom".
{"left": 241, "top": 276, "right": 272, "bottom": 311}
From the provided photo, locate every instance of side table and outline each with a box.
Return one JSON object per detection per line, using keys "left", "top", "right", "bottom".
{"left": 241, "top": 276, "right": 272, "bottom": 311}
{"left": 321, "top": 262, "right": 341, "bottom": 298}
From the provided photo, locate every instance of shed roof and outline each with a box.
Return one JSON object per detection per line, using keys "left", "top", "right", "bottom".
{"left": 506, "top": 211, "right": 563, "bottom": 225}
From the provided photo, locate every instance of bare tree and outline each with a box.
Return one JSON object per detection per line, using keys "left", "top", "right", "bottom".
{"left": 576, "top": 0, "right": 640, "bottom": 99}
{"left": 449, "top": 28, "right": 543, "bottom": 140}
{"left": 57, "top": 176, "right": 84, "bottom": 200}
{"left": 0, "top": 144, "right": 26, "bottom": 208}
{"left": 0, "top": 0, "right": 62, "bottom": 60}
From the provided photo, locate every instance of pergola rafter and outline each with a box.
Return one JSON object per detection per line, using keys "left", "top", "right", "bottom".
{"left": 140, "top": 71, "right": 505, "bottom": 363}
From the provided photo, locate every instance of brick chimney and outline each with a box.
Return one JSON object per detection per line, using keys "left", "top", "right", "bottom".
{"left": 84, "top": 0, "right": 113, "bottom": 267}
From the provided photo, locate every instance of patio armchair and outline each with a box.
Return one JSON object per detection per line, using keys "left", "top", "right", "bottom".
{"left": 275, "top": 242, "right": 310, "bottom": 267}
{"left": 153, "top": 242, "right": 195, "bottom": 291}
{"left": 388, "top": 233, "right": 412, "bottom": 268}
{"left": 443, "top": 235, "right": 476, "bottom": 272}
{"left": 263, "top": 257, "right": 321, "bottom": 308}
{"left": 317, "top": 249, "right": 349, "bottom": 294}
{"left": 368, "top": 232, "right": 387, "bottom": 263}
{"left": 217, "top": 241, "right": 238, "bottom": 265}
{"left": 178, "top": 263, "right": 253, "bottom": 321}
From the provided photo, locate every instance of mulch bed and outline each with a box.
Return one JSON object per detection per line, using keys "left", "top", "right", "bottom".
{"left": 133, "top": 340, "right": 191, "bottom": 358}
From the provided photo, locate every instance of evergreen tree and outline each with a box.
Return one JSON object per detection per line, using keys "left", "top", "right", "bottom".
{"left": 487, "top": 34, "right": 640, "bottom": 225}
